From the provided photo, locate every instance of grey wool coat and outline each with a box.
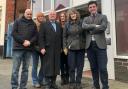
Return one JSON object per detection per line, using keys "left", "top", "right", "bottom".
{"left": 82, "top": 13, "right": 108, "bottom": 49}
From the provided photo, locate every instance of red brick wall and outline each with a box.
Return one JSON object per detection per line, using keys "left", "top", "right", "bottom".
{"left": 114, "top": 58, "right": 128, "bottom": 83}
{"left": 5, "top": 0, "right": 31, "bottom": 32}
{"left": 5, "top": 0, "right": 14, "bottom": 32}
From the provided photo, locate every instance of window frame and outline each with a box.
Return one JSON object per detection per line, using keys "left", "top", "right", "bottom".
{"left": 112, "top": 0, "right": 128, "bottom": 59}
{"left": 114, "top": 0, "right": 128, "bottom": 57}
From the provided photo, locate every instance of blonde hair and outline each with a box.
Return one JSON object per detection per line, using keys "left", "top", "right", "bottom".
{"left": 36, "top": 12, "right": 44, "bottom": 18}
{"left": 67, "top": 8, "right": 80, "bottom": 22}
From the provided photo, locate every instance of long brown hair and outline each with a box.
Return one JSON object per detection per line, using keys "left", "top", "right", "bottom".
{"left": 58, "top": 11, "right": 67, "bottom": 22}
{"left": 58, "top": 11, "right": 67, "bottom": 28}
{"left": 66, "top": 8, "right": 80, "bottom": 22}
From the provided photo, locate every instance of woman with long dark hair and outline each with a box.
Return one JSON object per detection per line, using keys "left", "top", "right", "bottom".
{"left": 58, "top": 12, "right": 69, "bottom": 85}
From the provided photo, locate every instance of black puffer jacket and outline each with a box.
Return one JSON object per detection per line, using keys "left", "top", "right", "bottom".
{"left": 12, "top": 16, "right": 38, "bottom": 50}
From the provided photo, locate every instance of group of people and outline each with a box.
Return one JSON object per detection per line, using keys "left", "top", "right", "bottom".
{"left": 11, "top": 1, "right": 109, "bottom": 89}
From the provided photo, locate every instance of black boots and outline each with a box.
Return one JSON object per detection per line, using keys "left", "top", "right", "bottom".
{"left": 61, "top": 75, "right": 69, "bottom": 85}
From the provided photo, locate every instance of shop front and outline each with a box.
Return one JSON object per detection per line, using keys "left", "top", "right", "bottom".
{"left": 32, "top": 0, "right": 128, "bottom": 82}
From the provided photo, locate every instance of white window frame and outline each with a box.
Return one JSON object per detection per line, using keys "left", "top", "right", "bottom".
{"left": 43, "top": 0, "right": 72, "bottom": 14}
{"left": 42, "top": 0, "right": 53, "bottom": 13}
{"left": 31, "top": 0, "right": 43, "bottom": 18}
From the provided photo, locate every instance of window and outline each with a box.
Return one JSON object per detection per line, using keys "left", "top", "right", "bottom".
{"left": 43, "top": 0, "right": 51, "bottom": 12}
{"left": 32, "top": 0, "right": 42, "bottom": 17}
{"left": 115, "top": 0, "right": 128, "bottom": 56}
{"left": 55, "top": 0, "right": 70, "bottom": 10}
{"left": 42, "top": 0, "right": 70, "bottom": 12}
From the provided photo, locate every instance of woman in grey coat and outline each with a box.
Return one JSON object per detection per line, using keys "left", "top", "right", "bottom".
{"left": 63, "top": 8, "right": 86, "bottom": 89}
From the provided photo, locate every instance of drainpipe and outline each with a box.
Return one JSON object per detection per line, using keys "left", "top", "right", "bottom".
{"left": 13, "top": 0, "right": 17, "bottom": 20}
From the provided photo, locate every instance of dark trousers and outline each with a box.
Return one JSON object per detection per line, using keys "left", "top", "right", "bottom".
{"left": 68, "top": 49, "right": 85, "bottom": 84}
{"left": 87, "top": 41, "right": 109, "bottom": 89}
{"left": 60, "top": 52, "right": 69, "bottom": 78}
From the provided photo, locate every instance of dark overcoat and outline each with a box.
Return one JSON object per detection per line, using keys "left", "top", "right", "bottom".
{"left": 39, "top": 21, "right": 62, "bottom": 76}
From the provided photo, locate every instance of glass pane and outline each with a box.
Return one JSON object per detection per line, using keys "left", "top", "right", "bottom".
{"left": 43, "top": 0, "right": 51, "bottom": 11}
{"left": 32, "top": 0, "right": 42, "bottom": 17}
{"left": 115, "top": 0, "right": 128, "bottom": 55}
{"left": 55, "top": 0, "right": 70, "bottom": 10}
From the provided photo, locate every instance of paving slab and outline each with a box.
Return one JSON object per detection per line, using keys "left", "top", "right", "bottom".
{"left": 0, "top": 59, "right": 128, "bottom": 89}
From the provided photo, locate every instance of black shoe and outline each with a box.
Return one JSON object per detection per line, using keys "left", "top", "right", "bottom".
{"left": 40, "top": 79, "right": 48, "bottom": 86}
{"left": 61, "top": 79, "right": 66, "bottom": 85}
{"left": 65, "top": 77, "right": 69, "bottom": 84}
{"left": 51, "top": 84, "right": 59, "bottom": 89}
{"left": 92, "top": 87, "right": 100, "bottom": 89}
{"left": 61, "top": 77, "right": 69, "bottom": 85}
{"left": 76, "top": 84, "right": 82, "bottom": 89}
{"left": 12, "top": 88, "right": 17, "bottom": 89}
{"left": 69, "top": 84, "right": 75, "bottom": 89}
{"left": 45, "top": 85, "right": 51, "bottom": 89}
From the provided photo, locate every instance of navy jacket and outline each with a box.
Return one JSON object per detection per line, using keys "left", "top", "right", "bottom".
{"left": 12, "top": 16, "right": 38, "bottom": 50}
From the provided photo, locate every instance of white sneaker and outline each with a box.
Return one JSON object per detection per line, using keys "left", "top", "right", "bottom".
{"left": 33, "top": 83, "right": 41, "bottom": 88}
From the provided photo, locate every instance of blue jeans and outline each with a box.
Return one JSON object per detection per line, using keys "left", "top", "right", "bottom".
{"left": 11, "top": 50, "right": 31, "bottom": 89}
{"left": 87, "top": 41, "right": 109, "bottom": 89}
{"left": 32, "top": 51, "right": 43, "bottom": 85}
{"left": 68, "top": 49, "right": 85, "bottom": 84}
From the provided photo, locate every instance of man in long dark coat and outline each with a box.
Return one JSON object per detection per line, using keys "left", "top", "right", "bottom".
{"left": 39, "top": 10, "right": 62, "bottom": 89}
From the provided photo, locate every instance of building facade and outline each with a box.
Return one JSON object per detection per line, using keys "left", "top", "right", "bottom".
{"left": 0, "top": 0, "right": 128, "bottom": 83}
{"left": 0, "top": 0, "right": 6, "bottom": 57}
{"left": 32, "top": 0, "right": 128, "bottom": 82}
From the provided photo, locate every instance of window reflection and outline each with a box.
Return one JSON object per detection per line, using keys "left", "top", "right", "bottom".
{"left": 43, "top": 0, "right": 51, "bottom": 11}
{"left": 115, "top": 0, "right": 128, "bottom": 55}
{"left": 33, "top": 0, "right": 42, "bottom": 17}
{"left": 55, "top": 0, "right": 70, "bottom": 10}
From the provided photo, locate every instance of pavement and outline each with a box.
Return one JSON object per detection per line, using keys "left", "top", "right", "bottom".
{"left": 0, "top": 59, "right": 128, "bottom": 89}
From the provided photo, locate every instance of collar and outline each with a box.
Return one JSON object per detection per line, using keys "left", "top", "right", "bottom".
{"left": 50, "top": 20, "right": 56, "bottom": 23}
{"left": 91, "top": 12, "right": 98, "bottom": 17}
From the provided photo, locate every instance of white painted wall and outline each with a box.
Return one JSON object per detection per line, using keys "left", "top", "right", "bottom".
{"left": 72, "top": 0, "right": 91, "bottom": 6}
{"left": 101, "top": 0, "right": 115, "bottom": 79}
{"left": 0, "top": 0, "right": 6, "bottom": 46}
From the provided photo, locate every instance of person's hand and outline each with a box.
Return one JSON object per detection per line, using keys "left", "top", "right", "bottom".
{"left": 41, "top": 48, "right": 46, "bottom": 55}
{"left": 23, "top": 40, "right": 30, "bottom": 47}
{"left": 63, "top": 48, "right": 68, "bottom": 55}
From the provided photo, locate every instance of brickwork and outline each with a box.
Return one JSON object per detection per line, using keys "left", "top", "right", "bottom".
{"left": 5, "top": 0, "right": 14, "bottom": 32}
{"left": 114, "top": 58, "right": 128, "bottom": 83}
{"left": 5, "top": 0, "right": 31, "bottom": 32}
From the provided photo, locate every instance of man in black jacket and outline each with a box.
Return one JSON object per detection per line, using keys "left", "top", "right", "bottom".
{"left": 11, "top": 9, "right": 37, "bottom": 89}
